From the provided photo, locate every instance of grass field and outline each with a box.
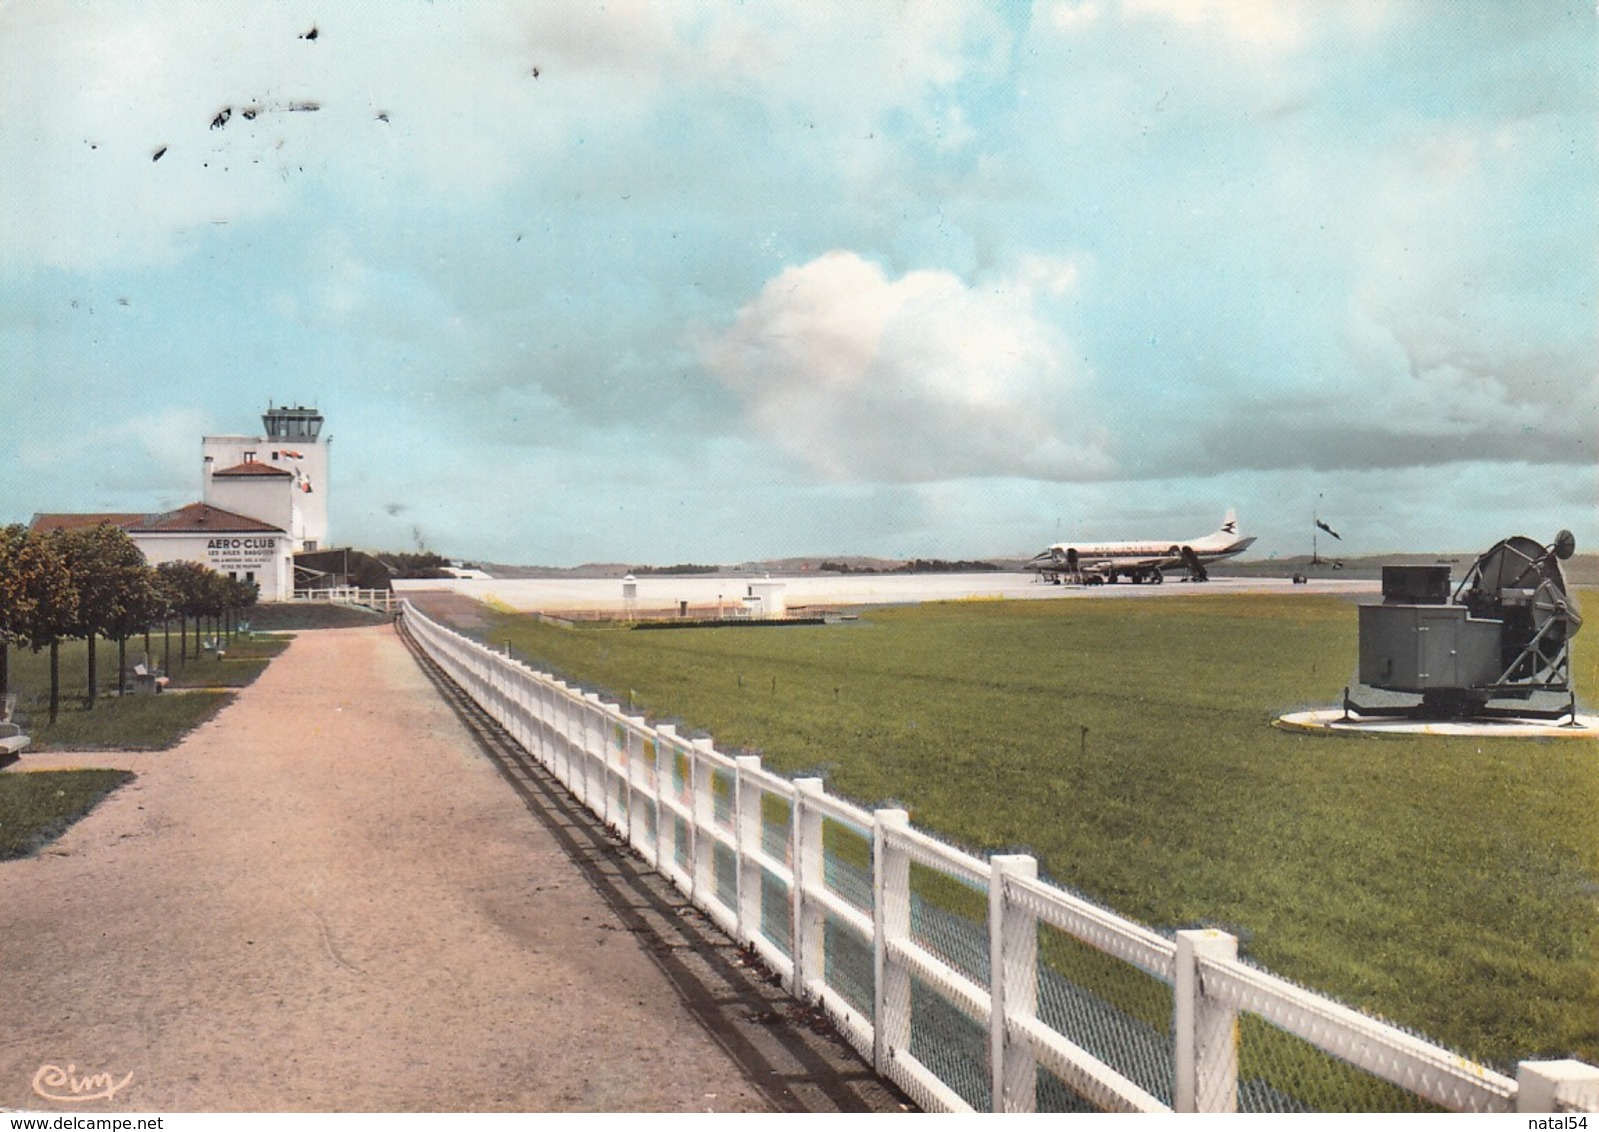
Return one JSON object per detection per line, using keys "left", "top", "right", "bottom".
{"left": 0, "top": 769, "right": 135, "bottom": 859}
{"left": 462, "top": 590, "right": 1598, "bottom": 1071}
{"left": 3, "top": 632, "right": 289, "bottom": 751}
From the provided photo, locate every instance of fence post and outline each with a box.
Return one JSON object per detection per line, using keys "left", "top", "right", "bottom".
{"left": 542, "top": 679, "right": 558, "bottom": 770}
{"left": 734, "top": 754, "right": 764, "bottom": 944}
{"left": 656, "top": 725, "right": 679, "bottom": 877}
{"left": 989, "top": 854, "right": 1039, "bottom": 1113}
{"left": 561, "top": 684, "right": 579, "bottom": 796}
{"left": 691, "top": 738, "right": 717, "bottom": 904}
{"left": 552, "top": 684, "right": 572, "bottom": 796}
{"left": 585, "top": 696, "right": 600, "bottom": 819}
{"left": 624, "top": 716, "right": 648, "bottom": 853}
{"left": 595, "top": 699, "right": 619, "bottom": 831}
{"left": 791, "top": 777, "right": 827, "bottom": 999}
{"left": 872, "top": 808, "right": 912, "bottom": 1074}
{"left": 1518, "top": 1060, "right": 1599, "bottom": 1113}
{"left": 1175, "top": 928, "right": 1239, "bottom": 1113}
{"left": 581, "top": 694, "right": 603, "bottom": 816}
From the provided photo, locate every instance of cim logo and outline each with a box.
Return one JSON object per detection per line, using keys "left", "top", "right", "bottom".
{"left": 32, "top": 1063, "right": 134, "bottom": 1103}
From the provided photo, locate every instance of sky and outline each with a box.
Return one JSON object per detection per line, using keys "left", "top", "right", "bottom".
{"left": 2, "top": 0, "right": 1594, "bottom": 566}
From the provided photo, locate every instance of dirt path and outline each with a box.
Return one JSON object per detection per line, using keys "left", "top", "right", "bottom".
{"left": 0, "top": 626, "right": 899, "bottom": 1112}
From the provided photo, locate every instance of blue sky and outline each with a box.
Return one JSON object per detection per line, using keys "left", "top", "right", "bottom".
{"left": 2, "top": 1, "right": 1593, "bottom": 565}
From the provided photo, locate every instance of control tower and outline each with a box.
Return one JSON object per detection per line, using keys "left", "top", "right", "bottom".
{"left": 202, "top": 403, "right": 331, "bottom": 552}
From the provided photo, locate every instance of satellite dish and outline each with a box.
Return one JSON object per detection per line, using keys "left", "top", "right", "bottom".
{"left": 1553, "top": 529, "right": 1576, "bottom": 560}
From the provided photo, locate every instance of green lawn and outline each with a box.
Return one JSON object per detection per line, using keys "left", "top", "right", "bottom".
{"left": 459, "top": 591, "right": 1597, "bottom": 1070}
{"left": 3, "top": 630, "right": 287, "bottom": 750}
{"left": 0, "top": 769, "right": 134, "bottom": 858}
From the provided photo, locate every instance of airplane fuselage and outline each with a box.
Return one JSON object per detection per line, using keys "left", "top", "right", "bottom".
{"left": 1028, "top": 513, "right": 1256, "bottom": 585}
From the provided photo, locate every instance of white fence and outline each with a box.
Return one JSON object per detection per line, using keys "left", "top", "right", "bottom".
{"left": 401, "top": 601, "right": 1599, "bottom": 1114}
{"left": 291, "top": 587, "right": 395, "bottom": 612}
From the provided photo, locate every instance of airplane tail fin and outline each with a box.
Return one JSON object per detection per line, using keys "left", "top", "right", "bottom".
{"left": 1219, "top": 508, "right": 1239, "bottom": 537}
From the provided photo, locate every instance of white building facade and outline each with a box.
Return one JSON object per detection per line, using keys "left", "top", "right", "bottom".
{"left": 31, "top": 504, "right": 294, "bottom": 601}
{"left": 202, "top": 404, "right": 330, "bottom": 552}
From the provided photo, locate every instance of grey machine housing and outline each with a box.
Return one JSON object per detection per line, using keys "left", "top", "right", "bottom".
{"left": 1353, "top": 531, "right": 1582, "bottom": 719}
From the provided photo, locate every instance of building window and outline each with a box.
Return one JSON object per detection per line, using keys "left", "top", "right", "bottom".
{"left": 304, "top": 540, "right": 318, "bottom": 552}
{"left": 243, "top": 450, "right": 256, "bottom": 463}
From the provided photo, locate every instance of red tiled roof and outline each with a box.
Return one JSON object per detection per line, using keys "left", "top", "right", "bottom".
{"left": 31, "top": 503, "right": 284, "bottom": 535}
{"left": 29, "top": 513, "right": 145, "bottom": 532}
{"left": 213, "top": 460, "right": 293, "bottom": 478}
{"left": 130, "top": 502, "right": 284, "bottom": 533}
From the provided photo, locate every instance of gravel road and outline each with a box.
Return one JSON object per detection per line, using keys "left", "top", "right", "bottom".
{"left": 0, "top": 625, "right": 901, "bottom": 1113}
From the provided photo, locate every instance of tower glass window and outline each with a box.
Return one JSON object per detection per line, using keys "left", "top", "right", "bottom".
{"left": 263, "top": 405, "right": 323, "bottom": 441}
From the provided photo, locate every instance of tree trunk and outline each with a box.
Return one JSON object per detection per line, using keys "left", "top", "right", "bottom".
{"left": 0, "top": 640, "right": 8, "bottom": 702}
{"left": 163, "top": 618, "right": 171, "bottom": 674}
{"left": 49, "top": 640, "right": 60, "bottom": 725}
{"left": 180, "top": 614, "right": 187, "bottom": 664}
{"left": 86, "top": 632, "right": 98, "bottom": 709}
{"left": 117, "top": 636, "right": 128, "bottom": 696}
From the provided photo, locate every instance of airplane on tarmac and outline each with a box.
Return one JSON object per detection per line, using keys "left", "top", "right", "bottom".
{"left": 1027, "top": 509, "right": 1257, "bottom": 585}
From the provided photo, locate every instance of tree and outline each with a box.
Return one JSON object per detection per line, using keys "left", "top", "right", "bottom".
{"left": 155, "top": 560, "right": 211, "bottom": 665}
{"left": 223, "top": 575, "right": 259, "bottom": 640}
{"left": 22, "top": 531, "right": 80, "bottom": 724}
{"left": 104, "top": 566, "right": 163, "bottom": 695}
{"left": 60, "top": 525, "right": 149, "bottom": 709}
{"left": 0, "top": 525, "right": 34, "bottom": 704}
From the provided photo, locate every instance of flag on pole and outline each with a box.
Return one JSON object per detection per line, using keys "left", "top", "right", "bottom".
{"left": 1315, "top": 518, "right": 1341, "bottom": 540}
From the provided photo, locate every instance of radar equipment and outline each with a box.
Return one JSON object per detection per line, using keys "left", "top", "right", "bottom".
{"left": 1347, "top": 530, "right": 1582, "bottom": 721}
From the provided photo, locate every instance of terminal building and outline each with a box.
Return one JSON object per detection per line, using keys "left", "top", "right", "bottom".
{"left": 30, "top": 404, "right": 333, "bottom": 602}
{"left": 202, "top": 403, "right": 330, "bottom": 554}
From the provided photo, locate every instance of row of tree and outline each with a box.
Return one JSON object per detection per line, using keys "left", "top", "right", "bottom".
{"left": 0, "top": 524, "right": 258, "bottom": 723}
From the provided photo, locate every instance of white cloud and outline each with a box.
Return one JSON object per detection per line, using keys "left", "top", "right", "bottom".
{"left": 16, "top": 405, "right": 207, "bottom": 510}
{"left": 701, "top": 251, "right": 1109, "bottom": 483}
{"left": 1122, "top": 0, "right": 1309, "bottom": 51}
{"left": 1047, "top": 2, "right": 1105, "bottom": 32}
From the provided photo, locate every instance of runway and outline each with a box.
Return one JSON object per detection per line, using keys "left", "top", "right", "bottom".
{"left": 394, "top": 571, "right": 1380, "bottom": 615}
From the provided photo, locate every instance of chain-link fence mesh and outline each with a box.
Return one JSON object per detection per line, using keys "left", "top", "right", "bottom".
{"left": 761, "top": 865, "right": 793, "bottom": 958}
{"left": 1234, "top": 1013, "right": 1441, "bottom": 1113}
{"left": 711, "top": 766, "right": 734, "bottom": 829}
{"left": 1038, "top": 1067, "right": 1105, "bottom": 1112}
{"left": 823, "top": 817, "right": 874, "bottom": 914}
{"left": 673, "top": 813, "right": 690, "bottom": 873}
{"left": 612, "top": 772, "right": 629, "bottom": 826}
{"left": 714, "top": 839, "right": 738, "bottom": 912}
{"left": 757, "top": 790, "right": 795, "bottom": 958}
{"left": 824, "top": 912, "right": 875, "bottom": 1020}
{"left": 1034, "top": 920, "right": 1174, "bottom": 1108}
{"left": 909, "top": 861, "right": 989, "bottom": 985}
{"left": 760, "top": 791, "right": 791, "bottom": 865}
{"left": 909, "top": 974, "right": 991, "bottom": 1109}
{"left": 639, "top": 797, "right": 657, "bottom": 853}
{"left": 671, "top": 746, "right": 690, "bottom": 806}
{"left": 639, "top": 737, "right": 659, "bottom": 793}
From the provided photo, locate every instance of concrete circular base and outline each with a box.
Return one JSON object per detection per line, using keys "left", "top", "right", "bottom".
{"left": 1275, "top": 709, "right": 1599, "bottom": 738}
